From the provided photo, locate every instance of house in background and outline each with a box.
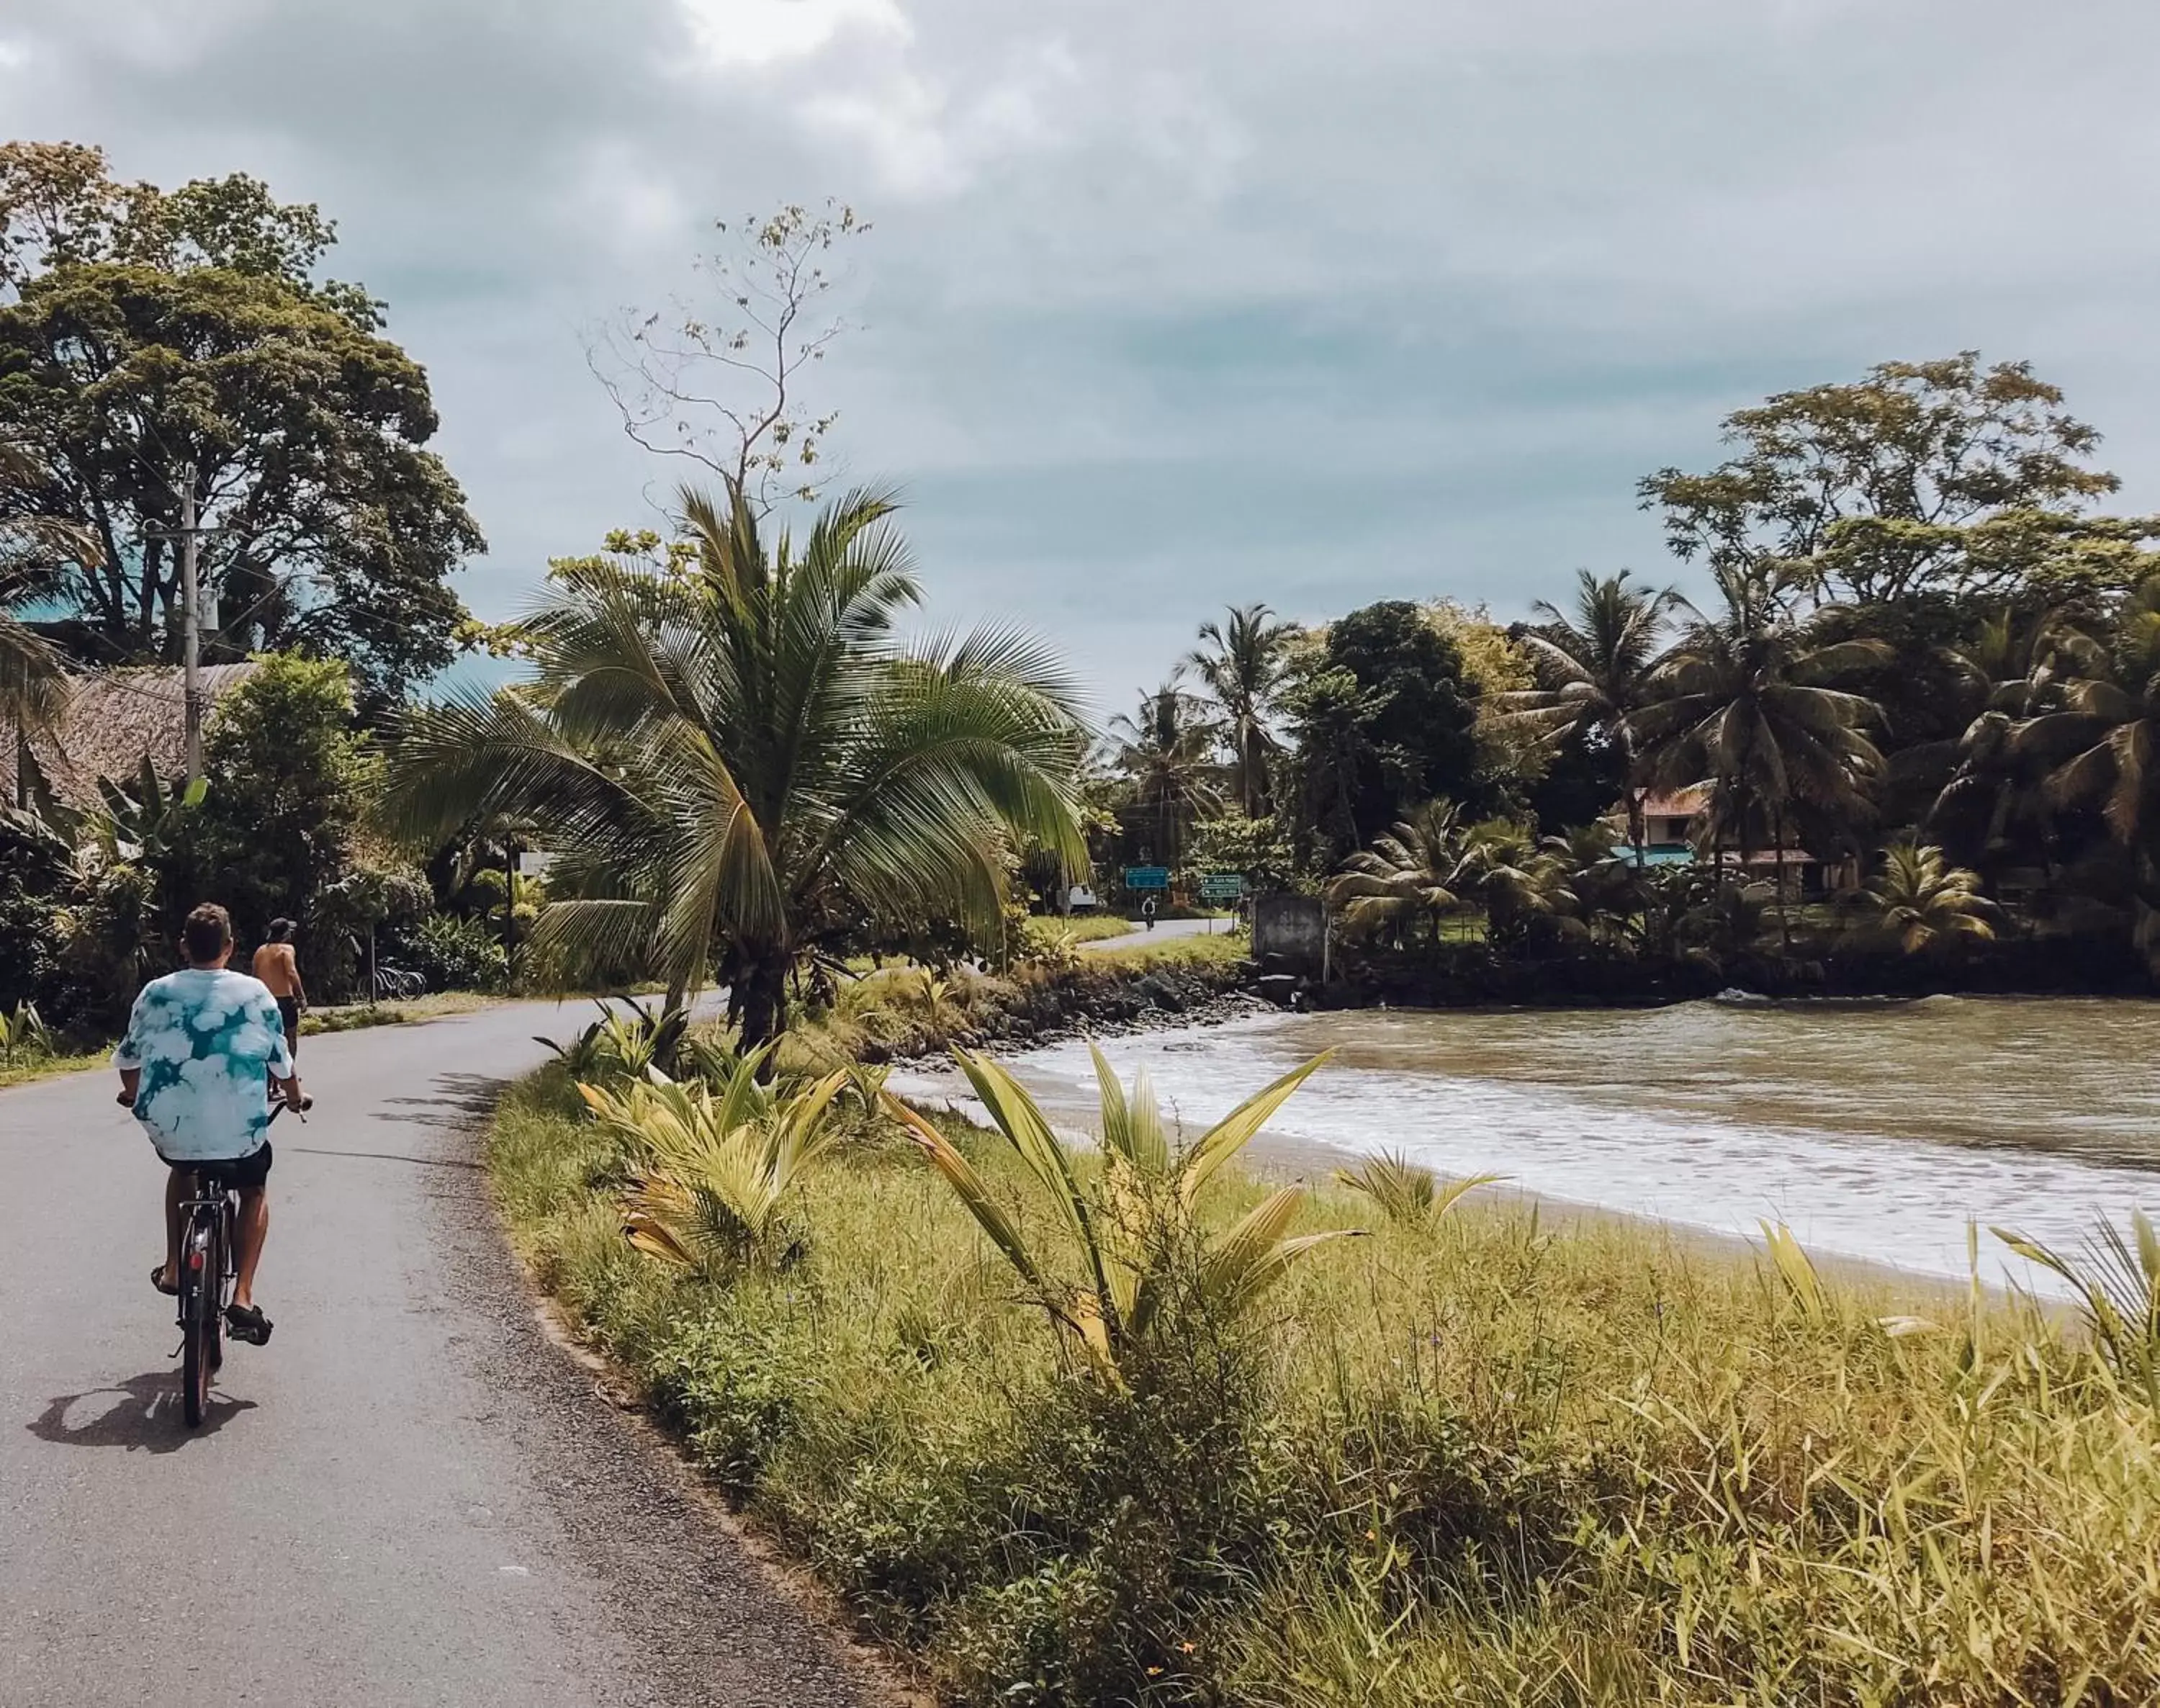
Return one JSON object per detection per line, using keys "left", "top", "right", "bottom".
{"left": 4, "top": 663, "right": 258, "bottom": 810}
{"left": 1622, "top": 785, "right": 1860, "bottom": 899}
{"left": 1632, "top": 787, "right": 1708, "bottom": 869}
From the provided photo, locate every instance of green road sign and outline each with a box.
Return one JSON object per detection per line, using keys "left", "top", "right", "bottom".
{"left": 1122, "top": 866, "right": 1170, "bottom": 890}
{"left": 1198, "top": 872, "right": 1247, "bottom": 901}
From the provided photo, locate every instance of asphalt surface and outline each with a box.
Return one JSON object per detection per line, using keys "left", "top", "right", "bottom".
{"left": 0, "top": 1001, "right": 891, "bottom": 1708}
{"left": 1074, "top": 916, "right": 1231, "bottom": 950}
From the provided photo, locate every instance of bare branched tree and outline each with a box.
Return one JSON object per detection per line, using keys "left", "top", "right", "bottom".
{"left": 589, "top": 201, "right": 867, "bottom": 513}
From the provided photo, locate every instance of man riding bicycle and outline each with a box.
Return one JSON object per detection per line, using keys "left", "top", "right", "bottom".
{"left": 116, "top": 903, "right": 301, "bottom": 1346}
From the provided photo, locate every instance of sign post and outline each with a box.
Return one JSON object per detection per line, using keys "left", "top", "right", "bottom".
{"left": 1121, "top": 866, "right": 1170, "bottom": 891}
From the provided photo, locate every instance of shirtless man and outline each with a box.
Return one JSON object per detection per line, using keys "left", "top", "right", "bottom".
{"left": 251, "top": 917, "right": 306, "bottom": 1058}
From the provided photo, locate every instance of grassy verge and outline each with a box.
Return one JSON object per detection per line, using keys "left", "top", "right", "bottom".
{"left": 0, "top": 989, "right": 508, "bottom": 1089}
{"left": 300, "top": 990, "right": 505, "bottom": 1035}
{"left": 1047, "top": 914, "right": 1140, "bottom": 943}
{"left": 1087, "top": 928, "right": 1249, "bottom": 968}
{"left": 0, "top": 1045, "right": 111, "bottom": 1089}
{"left": 490, "top": 1064, "right": 2158, "bottom": 1706}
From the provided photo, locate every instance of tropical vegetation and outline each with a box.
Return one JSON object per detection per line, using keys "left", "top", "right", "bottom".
{"left": 493, "top": 1040, "right": 2160, "bottom": 1707}
{"left": 1076, "top": 356, "right": 2160, "bottom": 999}
{"left": 9, "top": 123, "right": 2160, "bottom": 1708}
{"left": 379, "top": 483, "right": 1089, "bottom": 1048}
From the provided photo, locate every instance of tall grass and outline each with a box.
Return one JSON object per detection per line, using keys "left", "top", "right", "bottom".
{"left": 492, "top": 1069, "right": 2160, "bottom": 1706}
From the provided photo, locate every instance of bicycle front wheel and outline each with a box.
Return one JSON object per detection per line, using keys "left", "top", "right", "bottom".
{"left": 180, "top": 1221, "right": 221, "bottom": 1428}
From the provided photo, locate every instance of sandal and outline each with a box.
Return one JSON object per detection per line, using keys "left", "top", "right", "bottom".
{"left": 225, "top": 1303, "right": 274, "bottom": 1345}
{"left": 151, "top": 1263, "right": 179, "bottom": 1297}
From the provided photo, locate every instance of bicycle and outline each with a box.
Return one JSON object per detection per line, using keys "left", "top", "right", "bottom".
{"left": 372, "top": 963, "right": 425, "bottom": 1002}
{"left": 171, "top": 1092, "right": 304, "bottom": 1429}
{"left": 172, "top": 1159, "right": 240, "bottom": 1427}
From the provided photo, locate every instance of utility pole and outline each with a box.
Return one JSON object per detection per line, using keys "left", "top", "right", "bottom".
{"left": 150, "top": 467, "right": 222, "bottom": 785}
{"left": 180, "top": 475, "right": 202, "bottom": 784}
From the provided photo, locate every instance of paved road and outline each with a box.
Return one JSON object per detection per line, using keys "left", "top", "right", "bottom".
{"left": 1074, "top": 916, "right": 1233, "bottom": 951}
{"left": 0, "top": 1002, "right": 887, "bottom": 1708}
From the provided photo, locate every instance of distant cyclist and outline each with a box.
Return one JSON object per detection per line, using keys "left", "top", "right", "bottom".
{"left": 117, "top": 903, "right": 300, "bottom": 1346}
{"left": 251, "top": 916, "right": 306, "bottom": 1060}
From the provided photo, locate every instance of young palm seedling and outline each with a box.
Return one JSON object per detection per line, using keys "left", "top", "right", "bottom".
{"left": 1333, "top": 1151, "right": 1502, "bottom": 1227}
{"left": 580, "top": 1043, "right": 850, "bottom": 1271}
{"left": 883, "top": 1043, "right": 1362, "bottom": 1381}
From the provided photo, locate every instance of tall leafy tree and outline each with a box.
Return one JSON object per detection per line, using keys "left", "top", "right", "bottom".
{"left": 1187, "top": 602, "right": 1292, "bottom": 817}
{"left": 381, "top": 484, "right": 1087, "bottom": 1048}
{"left": 1503, "top": 569, "right": 1679, "bottom": 856}
{"left": 0, "top": 142, "right": 482, "bottom": 709}
{"left": 1640, "top": 353, "right": 2153, "bottom": 606}
{"left": 194, "top": 653, "right": 377, "bottom": 946}
{"left": 1289, "top": 601, "right": 1483, "bottom": 861}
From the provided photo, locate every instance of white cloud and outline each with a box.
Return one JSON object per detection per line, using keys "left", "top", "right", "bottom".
{"left": 675, "top": 0, "right": 908, "bottom": 70}
{"left": 564, "top": 139, "right": 693, "bottom": 251}
{"left": 803, "top": 37, "right": 1086, "bottom": 197}
{"left": 6, "top": 0, "right": 2160, "bottom": 704}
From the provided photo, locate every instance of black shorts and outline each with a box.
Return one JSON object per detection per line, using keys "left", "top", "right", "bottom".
{"left": 276, "top": 996, "right": 300, "bottom": 1038}
{"left": 157, "top": 1143, "right": 274, "bottom": 1190}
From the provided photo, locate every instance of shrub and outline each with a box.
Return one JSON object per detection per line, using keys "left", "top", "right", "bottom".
{"left": 395, "top": 910, "right": 508, "bottom": 993}
{"left": 646, "top": 1301, "right": 813, "bottom": 1493}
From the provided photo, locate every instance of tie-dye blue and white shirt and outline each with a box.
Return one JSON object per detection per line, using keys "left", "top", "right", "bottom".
{"left": 114, "top": 969, "right": 295, "bottom": 1161}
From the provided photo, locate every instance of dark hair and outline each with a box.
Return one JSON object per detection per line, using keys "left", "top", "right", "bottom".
{"left": 182, "top": 903, "right": 233, "bottom": 964}
{"left": 266, "top": 917, "right": 296, "bottom": 943}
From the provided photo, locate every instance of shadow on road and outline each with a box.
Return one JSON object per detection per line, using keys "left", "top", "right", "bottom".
{"left": 29, "top": 1371, "right": 256, "bottom": 1453}
{"left": 371, "top": 1072, "right": 510, "bottom": 1133}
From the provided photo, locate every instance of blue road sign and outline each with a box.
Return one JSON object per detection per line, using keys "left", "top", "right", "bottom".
{"left": 1122, "top": 866, "right": 1170, "bottom": 890}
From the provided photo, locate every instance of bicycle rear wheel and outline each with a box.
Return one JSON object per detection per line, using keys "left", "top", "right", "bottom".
{"left": 180, "top": 1217, "right": 222, "bottom": 1428}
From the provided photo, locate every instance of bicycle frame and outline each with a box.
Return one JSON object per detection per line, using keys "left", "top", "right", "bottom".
{"left": 175, "top": 1169, "right": 236, "bottom": 1427}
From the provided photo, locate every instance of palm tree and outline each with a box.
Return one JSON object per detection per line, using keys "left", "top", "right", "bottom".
{"left": 1188, "top": 602, "right": 1292, "bottom": 817}
{"left": 381, "top": 482, "right": 1089, "bottom": 1048}
{"left": 1108, "top": 673, "right": 1221, "bottom": 867}
{"left": 2013, "top": 573, "right": 2160, "bottom": 962}
{"left": 1502, "top": 570, "right": 1680, "bottom": 860}
{"left": 1863, "top": 840, "right": 1997, "bottom": 953}
{"left": 1633, "top": 567, "right": 1886, "bottom": 933}
{"left": 1544, "top": 821, "right": 1647, "bottom": 945}
{"left": 1325, "top": 800, "right": 1465, "bottom": 945}
{"left": 1454, "top": 817, "right": 1576, "bottom": 946}
{"left": 1927, "top": 605, "right": 2074, "bottom": 877}
{"left": 1, "top": 441, "right": 86, "bottom": 805}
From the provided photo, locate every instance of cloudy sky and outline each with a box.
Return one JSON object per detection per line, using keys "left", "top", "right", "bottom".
{"left": 4, "top": 0, "right": 2157, "bottom": 713}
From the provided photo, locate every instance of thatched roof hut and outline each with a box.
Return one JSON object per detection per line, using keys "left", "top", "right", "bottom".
{"left": 3, "top": 663, "right": 260, "bottom": 809}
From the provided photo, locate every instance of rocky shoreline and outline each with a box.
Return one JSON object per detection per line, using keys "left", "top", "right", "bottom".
{"left": 863, "top": 956, "right": 1270, "bottom": 1068}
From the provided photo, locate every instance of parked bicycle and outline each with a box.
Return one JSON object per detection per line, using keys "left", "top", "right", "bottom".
{"left": 372, "top": 963, "right": 426, "bottom": 1002}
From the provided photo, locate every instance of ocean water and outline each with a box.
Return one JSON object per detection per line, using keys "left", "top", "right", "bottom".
{"left": 893, "top": 995, "right": 2160, "bottom": 1294}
